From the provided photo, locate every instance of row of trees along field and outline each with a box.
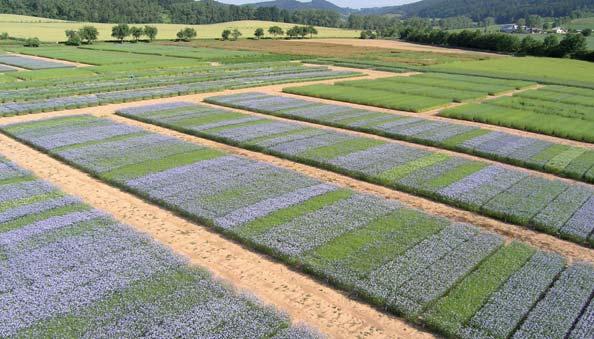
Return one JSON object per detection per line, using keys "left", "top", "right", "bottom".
{"left": 63, "top": 25, "right": 159, "bottom": 45}
{"left": 59, "top": 24, "right": 318, "bottom": 46}
{"left": 399, "top": 29, "right": 594, "bottom": 61}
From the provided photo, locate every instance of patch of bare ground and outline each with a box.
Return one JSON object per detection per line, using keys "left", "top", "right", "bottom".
{"left": 0, "top": 133, "right": 435, "bottom": 339}
{"left": 289, "top": 38, "right": 502, "bottom": 56}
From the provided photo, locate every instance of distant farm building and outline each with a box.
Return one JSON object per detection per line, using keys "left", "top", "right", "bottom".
{"left": 500, "top": 24, "right": 518, "bottom": 33}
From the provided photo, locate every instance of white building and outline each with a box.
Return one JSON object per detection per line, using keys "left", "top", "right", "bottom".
{"left": 551, "top": 27, "right": 567, "bottom": 34}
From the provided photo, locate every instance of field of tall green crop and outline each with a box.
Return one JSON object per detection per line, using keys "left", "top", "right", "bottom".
{"left": 440, "top": 85, "right": 594, "bottom": 142}
{"left": 284, "top": 83, "right": 451, "bottom": 112}
{"left": 428, "top": 57, "right": 594, "bottom": 88}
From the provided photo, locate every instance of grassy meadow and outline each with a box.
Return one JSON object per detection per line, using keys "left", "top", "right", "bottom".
{"left": 428, "top": 56, "right": 594, "bottom": 88}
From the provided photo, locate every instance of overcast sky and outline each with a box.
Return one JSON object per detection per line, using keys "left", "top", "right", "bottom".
{"left": 217, "top": 0, "right": 417, "bottom": 10}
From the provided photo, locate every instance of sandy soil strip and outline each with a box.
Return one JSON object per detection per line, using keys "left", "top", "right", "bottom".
{"left": 289, "top": 38, "right": 502, "bottom": 56}
{"left": 0, "top": 132, "right": 434, "bottom": 339}
{"left": 6, "top": 51, "right": 91, "bottom": 68}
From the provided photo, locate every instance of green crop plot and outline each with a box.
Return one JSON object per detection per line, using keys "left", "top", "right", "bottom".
{"left": 5, "top": 46, "right": 198, "bottom": 65}
{"left": 429, "top": 57, "right": 594, "bottom": 88}
{"left": 79, "top": 43, "right": 293, "bottom": 63}
{"left": 284, "top": 83, "right": 451, "bottom": 112}
{"left": 440, "top": 85, "right": 594, "bottom": 143}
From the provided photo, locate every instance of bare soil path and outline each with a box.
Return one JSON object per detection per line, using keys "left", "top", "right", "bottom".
{"left": 0, "top": 133, "right": 435, "bottom": 339}
{"left": 290, "top": 38, "right": 502, "bottom": 56}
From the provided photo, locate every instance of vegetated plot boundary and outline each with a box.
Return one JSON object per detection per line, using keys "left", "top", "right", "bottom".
{"left": 0, "top": 154, "right": 315, "bottom": 338}
{"left": 0, "top": 134, "right": 431, "bottom": 339}
{"left": 3, "top": 113, "right": 594, "bottom": 339}
{"left": 440, "top": 85, "right": 594, "bottom": 144}
{"left": 207, "top": 91, "right": 594, "bottom": 184}
{"left": 118, "top": 99, "right": 594, "bottom": 248}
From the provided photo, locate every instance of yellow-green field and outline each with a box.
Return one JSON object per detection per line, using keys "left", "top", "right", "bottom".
{"left": 0, "top": 15, "right": 358, "bottom": 42}
{"left": 0, "top": 14, "right": 68, "bottom": 23}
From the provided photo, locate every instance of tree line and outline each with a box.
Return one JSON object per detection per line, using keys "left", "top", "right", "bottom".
{"left": 398, "top": 28, "right": 594, "bottom": 61}
{"left": 0, "top": 0, "right": 340, "bottom": 27}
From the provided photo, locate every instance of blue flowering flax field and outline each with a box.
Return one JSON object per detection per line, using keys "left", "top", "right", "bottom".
{"left": 3, "top": 115, "right": 594, "bottom": 338}
{"left": 0, "top": 156, "right": 320, "bottom": 337}
{"left": 117, "top": 100, "right": 594, "bottom": 248}
{"left": 0, "top": 64, "right": 356, "bottom": 116}
{"left": 206, "top": 92, "right": 594, "bottom": 185}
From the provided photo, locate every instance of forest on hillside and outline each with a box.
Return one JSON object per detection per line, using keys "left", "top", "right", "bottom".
{"left": 0, "top": 0, "right": 341, "bottom": 26}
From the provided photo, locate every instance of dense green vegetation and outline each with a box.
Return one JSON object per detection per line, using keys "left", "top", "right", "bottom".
{"left": 283, "top": 73, "right": 530, "bottom": 112}
{"left": 440, "top": 85, "right": 594, "bottom": 142}
{"left": 428, "top": 56, "right": 594, "bottom": 88}
{"left": 284, "top": 84, "right": 451, "bottom": 112}
{"left": 361, "top": 0, "right": 594, "bottom": 23}
{"left": 0, "top": 0, "right": 342, "bottom": 27}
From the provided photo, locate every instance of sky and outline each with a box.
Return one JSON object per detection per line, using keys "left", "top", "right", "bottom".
{"left": 217, "top": 0, "right": 417, "bottom": 10}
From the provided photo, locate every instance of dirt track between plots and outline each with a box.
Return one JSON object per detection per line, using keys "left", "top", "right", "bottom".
{"left": 290, "top": 38, "right": 502, "bottom": 56}
{"left": 0, "top": 133, "right": 435, "bottom": 339}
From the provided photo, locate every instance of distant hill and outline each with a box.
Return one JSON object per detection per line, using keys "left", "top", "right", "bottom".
{"left": 245, "top": 0, "right": 353, "bottom": 14}
{"left": 361, "top": 0, "right": 594, "bottom": 22}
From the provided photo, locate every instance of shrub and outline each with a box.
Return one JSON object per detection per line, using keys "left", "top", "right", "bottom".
{"left": 144, "top": 25, "right": 158, "bottom": 41}
{"left": 23, "top": 37, "right": 40, "bottom": 47}
{"left": 65, "top": 30, "right": 81, "bottom": 46}
{"left": 254, "top": 27, "right": 264, "bottom": 40}
{"left": 111, "top": 24, "right": 130, "bottom": 43}
{"left": 268, "top": 26, "right": 283, "bottom": 38}
{"left": 176, "top": 27, "right": 197, "bottom": 42}
{"left": 79, "top": 26, "right": 98, "bottom": 44}
{"left": 221, "top": 29, "right": 231, "bottom": 41}
{"left": 130, "top": 26, "right": 144, "bottom": 42}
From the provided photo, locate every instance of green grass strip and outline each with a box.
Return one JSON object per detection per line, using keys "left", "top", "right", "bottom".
{"left": 202, "top": 119, "right": 269, "bottom": 134}
{"left": 531, "top": 144, "right": 570, "bottom": 164}
{"left": 0, "top": 175, "right": 35, "bottom": 186}
{"left": 101, "top": 149, "right": 223, "bottom": 181}
{"left": 0, "top": 203, "right": 91, "bottom": 234}
{"left": 442, "top": 128, "right": 490, "bottom": 148}
{"left": 427, "top": 161, "right": 487, "bottom": 189}
{"left": 423, "top": 242, "right": 535, "bottom": 337}
{"left": 237, "top": 189, "right": 352, "bottom": 238}
{"left": 19, "top": 268, "right": 208, "bottom": 337}
{"left": 2, "top": 115, "right": 97, "bottom": 134}
{"left": 309, "top": 208, "right": 447, "bottom": 274}
{"left": 379, "top": 153, "right": 449, "bottom": 182}
{"left": 0, "top": 190, "right": 63, "bottom": 213}
{"left": 174, "top": 111, "right": 248, "bottom": 128}
{"left": 52, "top": 132, "right": 148, "bottom": 153}
{"left": 298, "top": 138, "right": 385, "bottom": 160}
{"left": 545, "top": 147, "right": 587, "bottom": 173}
